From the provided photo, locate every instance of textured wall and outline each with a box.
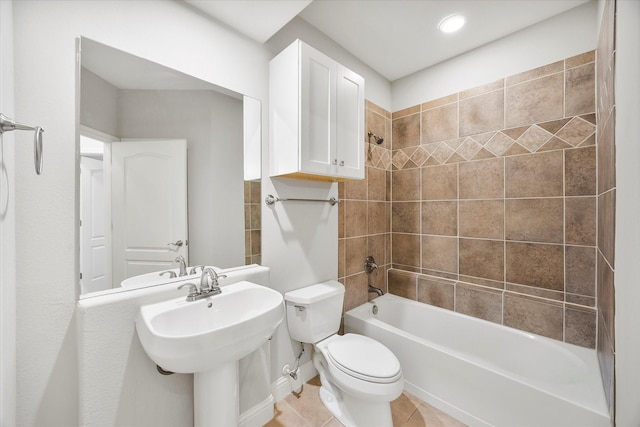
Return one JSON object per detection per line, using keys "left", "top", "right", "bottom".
{"left": 12, "top": 1, "right": 269, "bottom": 425}
{"left": 0, "top": 1, "right": 17, "bottom": 424}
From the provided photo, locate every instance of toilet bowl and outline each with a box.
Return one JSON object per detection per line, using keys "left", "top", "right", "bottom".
{"left": 284, "top": 281, "right": 403, "bottom": 427}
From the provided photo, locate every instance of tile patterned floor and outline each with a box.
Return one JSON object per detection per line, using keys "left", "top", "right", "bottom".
{"left": 264, "top": 376, "right": 467, "bottom": 427}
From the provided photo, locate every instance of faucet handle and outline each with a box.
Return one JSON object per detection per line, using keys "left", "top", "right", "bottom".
{"left": 189, "top": 265, "right": 204, "bottom": 275}
{"left": 364, "top": 256, "right": 379, "bottom": 275}
{"left": 177, "top": 282, "right": 199, "bottom": 301}
{"left": 159, "top": 270, "right": 177, "bottom": 278}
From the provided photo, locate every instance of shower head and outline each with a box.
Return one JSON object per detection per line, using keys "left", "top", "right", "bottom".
{"left": 368, "top": 131, "right": 384, "bottom": 145}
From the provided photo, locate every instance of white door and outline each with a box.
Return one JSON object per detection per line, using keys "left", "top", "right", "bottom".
{"left": 80, "top": 156, "right": 107, "bottom": 293}
{"left": 111, "top": 139, "right": 188, "bottom": 286}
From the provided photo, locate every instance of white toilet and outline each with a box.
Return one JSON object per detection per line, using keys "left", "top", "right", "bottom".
{"left": 284, "top": 281, "right": 403, "bottom": 427}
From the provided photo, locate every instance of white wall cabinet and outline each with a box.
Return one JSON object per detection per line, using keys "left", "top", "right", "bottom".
{"left": 269, "top": 39, "right": 365, "bottom": 181}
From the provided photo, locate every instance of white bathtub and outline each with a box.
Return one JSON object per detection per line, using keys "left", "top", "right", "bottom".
{"left": 345, "top": 294, "right": 610, "bottom": 427}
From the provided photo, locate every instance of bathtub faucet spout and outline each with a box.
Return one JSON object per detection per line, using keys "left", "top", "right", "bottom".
{"left": 368, "top": 285, "right": 383, "bottom": 296}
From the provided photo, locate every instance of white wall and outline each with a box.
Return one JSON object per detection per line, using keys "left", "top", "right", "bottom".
{"left": 80, "top": 68, "right": 119, "bottom": 137}
{"left": 391, "top": 1, "right": 599, "bottom": 111}
{"left": 0, "top": 2, "right": 16, "bottom": 425}
{"left": 12, "top": 1, "right": 268, "bottom": 425}
{"left": 613, "top": 0, "right": 640, "bottom": 424}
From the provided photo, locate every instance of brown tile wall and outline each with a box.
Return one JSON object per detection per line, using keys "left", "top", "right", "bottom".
{"left": 244, "top": 180, "right": 261, "bottom": 265}
{"left": 338, "top": 101, "right": 392, "bottom": 316}
{"left": 596, "top": 0, "right": 616, "bottom": 419}
{"left": 388, "top": 51, "right": 598, "bottom": 349}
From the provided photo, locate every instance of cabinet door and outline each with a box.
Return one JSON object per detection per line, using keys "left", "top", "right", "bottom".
{"left": 335, "top": 66, "right": 365, "bottom": 179}
{"left": 300, "top": 44, "right": 336, "bottom": 175}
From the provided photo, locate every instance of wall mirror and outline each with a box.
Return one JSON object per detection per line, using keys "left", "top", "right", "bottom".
{"left": 77, "top": 37, "right": 261, "bottom": 298}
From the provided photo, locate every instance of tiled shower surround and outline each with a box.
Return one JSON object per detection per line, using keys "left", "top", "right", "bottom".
{"left": 595, "top": 0, "right": 616, "bottom": 417}
{"left": 339, "top": 50, "right": 599, "bottom": 349}
{"left": 338, "top": 101, "right": 392, "bottom": 314}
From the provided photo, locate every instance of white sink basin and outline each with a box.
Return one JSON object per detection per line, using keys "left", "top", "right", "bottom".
{"left": 136, "top": 280, "right": 284, "bottom": 374}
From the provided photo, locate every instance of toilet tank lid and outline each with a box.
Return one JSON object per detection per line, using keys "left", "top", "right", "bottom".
{"left": 284, "top": 280, "right": 345, "bottom": 305}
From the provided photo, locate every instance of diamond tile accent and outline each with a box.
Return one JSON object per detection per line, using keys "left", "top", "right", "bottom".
{"left": 422, "top": 142, "right": 440, "bottom": 155}
{"left": 380, "top": 150, "right": 392, "bottom": 170}
{"left": 539, "top": 137, "right": 572, "bottom": 152}
{"left": 538, "top": 118, "right": 572, "bottom": 134}
{"left": 446, "top": 152, "right": 466, "bottom": 164}
{"left": 445, "top": 138, "right": 465, "bottom": 150}
{"left": 424, "top": 156, "right": 441, "bottom": 166}
{"left": 580, "top": 133, "right": 596, "bottom": 147}
{"left": 504, "top": 142, "right": 530, "bottom": 156}
{"left": 457, "top": 137, "right": 483, "bottom": 160}
{"left": 502, "top": 126, "right": 529, "bottom": 140}
{"left": 392, "top": 149, "right": 409, "bottom": 169}
{"left": 368, "top": 144, "right": 382, "bottom": 167}
{"left": 485, "top": 132, "right": 515, "bottom": 156}
{"left": 431, "top": 143, "right": 455, "bottom": 164}
{"left": 555, "top": 117, "right": 596, "bottom": 146}
{"left": 517, "top": 125, "right": 553, "bottom": 152}
{"left": 410, "top": 146, "right": 429, "bottom": 167}
{"left": 473, "top": 148, "right": 497, "bottom": 160}
{"left": 473, "top": 131, "right": 497, "bottom": 144}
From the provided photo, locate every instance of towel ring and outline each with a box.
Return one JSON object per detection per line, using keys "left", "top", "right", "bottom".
{"left": 0, "top": 113, "right": 44, "bottom": 175}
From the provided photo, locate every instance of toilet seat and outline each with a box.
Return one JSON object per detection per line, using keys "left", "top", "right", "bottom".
{"left": 325, "top": 334, "right": 401, "bottom": 384}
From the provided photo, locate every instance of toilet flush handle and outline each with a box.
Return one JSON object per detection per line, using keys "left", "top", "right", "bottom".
{"left": 294, "top": 305, "right": 306, "bottom": 312}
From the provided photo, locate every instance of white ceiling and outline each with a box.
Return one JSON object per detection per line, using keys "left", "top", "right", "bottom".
{"left": 184, "top": 0, "right": 313, "bottom": 43}
{"left": 81, "top": 38, "right": 242, "bottom": 96}
{"left": 185, "top": 0, "right": 591, "bottom": 82}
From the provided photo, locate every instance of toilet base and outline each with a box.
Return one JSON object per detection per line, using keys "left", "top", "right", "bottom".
{"left": 318, "top": 382, "right": 393, "bottom": 427}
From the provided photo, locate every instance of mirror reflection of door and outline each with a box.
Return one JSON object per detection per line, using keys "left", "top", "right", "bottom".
{"left": 80, "top": 133, "right": 189, "bottom": 293}
{"left": 80, "top": 132, "right": 114, "bottom": 294}
{"left": 110, "top": 139, "right": 188, "bottom": 287}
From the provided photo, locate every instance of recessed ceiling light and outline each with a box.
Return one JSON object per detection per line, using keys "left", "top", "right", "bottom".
{"left": 438, "top": 14, "right": 465, "bottom": 34}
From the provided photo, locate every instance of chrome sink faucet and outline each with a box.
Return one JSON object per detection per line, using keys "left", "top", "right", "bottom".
{"left": 200, "top": 267, "right": 226, "bottom": 295}
{"left": 177, "top": 267, "right": 227, "bottom": 301}
{"left": 177, "top": 267, "right": 228, "bottom": 302}
{"left": 175, "top": 255, "right": 188, "bottom": 277}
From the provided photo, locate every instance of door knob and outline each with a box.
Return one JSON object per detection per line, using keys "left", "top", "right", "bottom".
{"left": 167, "top": 240, "right": 186, "bottom": 248}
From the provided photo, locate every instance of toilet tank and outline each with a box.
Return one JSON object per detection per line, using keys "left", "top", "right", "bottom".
{"left": 284, "top": 281, "right": 345, "bottom": 343}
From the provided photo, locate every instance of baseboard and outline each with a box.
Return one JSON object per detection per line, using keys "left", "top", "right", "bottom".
{"left": 271, "top": 360, "right": 317, "bottom": 402}
{"left": 239, "top": 394, "right": 275, "bottom": 427}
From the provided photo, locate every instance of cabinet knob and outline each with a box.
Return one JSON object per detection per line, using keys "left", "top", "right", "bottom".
{"left": 339, "top": 160, "right": 345, "bottom": 166}
{"left": 333, "top": 159, "right": 338, "bottom": 165}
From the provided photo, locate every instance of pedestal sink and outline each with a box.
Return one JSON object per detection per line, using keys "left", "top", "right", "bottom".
{"left": 136, "top": 280, "right": 284, "bottom": 426}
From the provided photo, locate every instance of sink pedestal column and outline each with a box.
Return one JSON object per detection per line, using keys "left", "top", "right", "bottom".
{"left": 194, "top": 360, "right": 239, "bottom": 427}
